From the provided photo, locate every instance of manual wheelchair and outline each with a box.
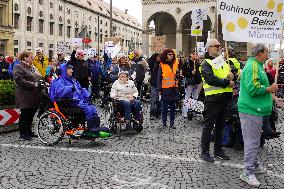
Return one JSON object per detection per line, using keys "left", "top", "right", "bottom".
{"left": 37, "top": 80, "right": 111, "bottom": 146}
{"left": 104, "top": 99, "right": 144, "bottom": 133}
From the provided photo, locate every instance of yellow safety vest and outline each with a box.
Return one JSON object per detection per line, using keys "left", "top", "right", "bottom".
{"left": 201, "top": 59, "right": 233, "bottom": 96}
{"left": 229, "top": 58, "right": 241, "bottom": 75}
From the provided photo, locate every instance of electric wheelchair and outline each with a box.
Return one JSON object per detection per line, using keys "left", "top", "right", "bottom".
{"left": 36, "top": 80, "right": 111, "bottom": 146}
{"left": 104, "top": 99, "right": 144, "bottom": 133}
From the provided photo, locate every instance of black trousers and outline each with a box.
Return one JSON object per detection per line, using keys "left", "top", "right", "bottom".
{"left": 201, "top": 98, "right": 230, "bottom": 153}
{"left": 136, "top": 81, "right": 143, "bottom": 98}
{"left": 19, "top": 108, "right": 38, "bottom": 137}
{"left": 91, "top": 78, "right": 100, "bottom": 98}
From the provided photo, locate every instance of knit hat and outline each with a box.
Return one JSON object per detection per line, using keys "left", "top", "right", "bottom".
{"left": 117, "top": 52, "right": 126, "bottom": 60}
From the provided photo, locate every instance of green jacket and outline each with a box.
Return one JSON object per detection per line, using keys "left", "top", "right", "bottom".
{"left": 238, "top": 57, "right": 272, "bottom": 116}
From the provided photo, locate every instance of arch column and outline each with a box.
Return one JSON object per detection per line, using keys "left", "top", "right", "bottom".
{"left": 176, "top": 29, "right": 182, "bottom": 53}
{"left": 142, "top": 29, "right": 150, "bottom": 57}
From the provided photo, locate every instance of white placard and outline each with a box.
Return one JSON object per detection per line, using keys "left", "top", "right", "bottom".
{"left": 57, "top": 41, "right": 71, "bottom": 55}
{"left": 212, "top": 54, "right": 226, "bottom": 69}
{"left": 111, "top": 42, "right": 121, "bottom": 59}
{"left": 72, "top": 38, "right": 83, "bottom": 47}
{"left": 197, "top": 42, "right": 205, "bottom": 55}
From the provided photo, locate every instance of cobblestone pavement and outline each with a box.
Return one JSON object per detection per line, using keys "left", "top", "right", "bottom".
{"left": 1, "top": 103, "right": 284, "bottom": 189}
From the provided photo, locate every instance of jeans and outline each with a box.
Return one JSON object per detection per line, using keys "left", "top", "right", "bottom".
{"left": 201, "top": 98, "right": 230, "bottom": 153}
{"left": 182, "top": 84, "right": 201, "bottom": 117}
{"left": 162, "top": 100, "right": 176, "bottom": 127}
{"left": 19, "top": 108, "right": 38, "bottom": 137}
{"left": 118, "top": 100, "right": 142, "bottom": 121}
{"left": 150, "top": 86, "right": 161, "bottom": 115}
{"left": 239, "top": 112, "right": 263, "bottom": 175}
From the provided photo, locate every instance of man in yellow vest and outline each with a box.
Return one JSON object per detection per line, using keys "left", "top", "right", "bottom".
{"left": 200, "top": 39, "right": 234, "bottom": 163}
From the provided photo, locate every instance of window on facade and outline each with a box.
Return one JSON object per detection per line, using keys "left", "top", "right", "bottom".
{"left": 49, "top": 50, "right": 53, "bottom": 59}
{"left": 75, "top": 28, "right": 79, "bottom": 37}
{"left": 75, "top": 11, "right": 78, "bottom": 17}
{"left": 59, "top": 24, "right": 63, "bottom": 36}
{"left": 67, "top": 26, "right": 71, "bottom": 38}
{"left": 27, "top": 41, "right": 32, "bottom": 46}
{"left": 39, "top": 19, "right": 44, "bottom": 33}
{"left": 50, "top": 2, "right": 53, "bottom": 8}
{"left": 0, "top": 7, "right": 4, "bottom": 26}
{"left": 39, "top": 0, "right": 43, "bottom": 5}
{"left": 14, "top": 13, "right": 20, "bottom": 29}
{"left": 50, "top": 14, "right": 53, "bottom": 20}
{"left": 49, "top": 22, "right": 54, "bottom": 35}
{"left": 67, "top": 8, "right": 71, "bottom": 15}
{"left": 100, "top": 20, "right": 102, "bottom": 24}
{"left": 14, "top": 48, "right": 19, "bottom": 56}
{"left": 49, "top": 44, "right": 53, "bottom": 48}
{"left": 27, "top": 7, "right": 32, "bottom": 15}
{"left": 59, "top": 5, "right": 63, "bottom": 11}
{"left": 100, "top": 34, "right": 103, "bottom": 43}
{"left": 39, "top": 43, "right": 43, "bottom": 47}
{"left": 14, "top": 40, "right": 18, "bottom": 45}
{"left": 14, "top": 4, "right": 19, "bottom": 11}
{"left": 27, "top": 16, "right": 33, "bottom": 31}
{"left": 105, "top": 22, "right": 108, "bottom": 26}
{"left": 89, "top": 31, "right": 92, "bottom": 36}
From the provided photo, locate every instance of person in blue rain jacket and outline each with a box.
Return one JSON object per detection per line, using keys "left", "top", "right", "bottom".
{"left": 49, "top": 63, "right": 107, "bottom": 133}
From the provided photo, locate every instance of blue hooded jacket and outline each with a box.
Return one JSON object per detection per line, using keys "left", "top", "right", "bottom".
{"left": 49, "top": 63, "right": 98, "bottom": 120}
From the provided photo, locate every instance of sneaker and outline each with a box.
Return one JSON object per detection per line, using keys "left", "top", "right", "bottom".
{"left": 254, "top": 166, "right": 267, "bottom": 174}
{"left": 240, "top": 172, "right": 260, "bottom": 187}
{"left": 200, "top": 153, "right": 215, "bottom": 163}
{"left": 214, "top": 150, "right": 230, "bottom": 160}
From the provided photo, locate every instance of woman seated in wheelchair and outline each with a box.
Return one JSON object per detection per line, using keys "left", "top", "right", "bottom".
{"left": 49, "top": 63, "right": 109, "bottom": 133}
{"left": 110, "top": 71, "right": 142, "bottom": 130}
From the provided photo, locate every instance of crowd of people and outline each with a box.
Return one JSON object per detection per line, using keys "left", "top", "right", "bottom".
{"left": 1, "top": 39, "right": 284, "bottom": 187}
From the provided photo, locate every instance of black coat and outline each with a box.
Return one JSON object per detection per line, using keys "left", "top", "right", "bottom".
{"left": 182, "top": 59, "right": 202, "bottom": 86}
{"left": 148, "top": 54, "right": 160, "bottom": 87}
{"left": 201, "top": 53, "right": 232, "bottom": 102}
{"left": 0, "top": 59, "right": 10, "bottom": 80}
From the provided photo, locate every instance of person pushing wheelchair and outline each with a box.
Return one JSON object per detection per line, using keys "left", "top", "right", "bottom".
{"left": 49, "top": 63, "right": 108, "bottom": 133}
{"left": 110, "top": 71, "right": 142, "bottom": 130}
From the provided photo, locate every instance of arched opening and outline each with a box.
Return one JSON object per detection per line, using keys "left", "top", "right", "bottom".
{"left": 181, "top": 12, "right": 212, "bottom": 55}
{"left": 147, "top": 12, "right": 177, "bottom": 50}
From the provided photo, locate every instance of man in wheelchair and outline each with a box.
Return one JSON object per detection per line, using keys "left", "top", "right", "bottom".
{"left": 110, "top": 71, "right": 142, "bottom": 130}
{"left": 49, "top": 63, "right": 109, "bottom": 133}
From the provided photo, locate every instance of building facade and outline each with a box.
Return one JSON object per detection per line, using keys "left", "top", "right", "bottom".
{"left": 142, "top": 0, "right": 219, "bottom": 56}
{"left": 13, "top": 0, "right": 142, "bottom": 57}
{"left": 0, "top": 0, "right": 14, "bottom": 56}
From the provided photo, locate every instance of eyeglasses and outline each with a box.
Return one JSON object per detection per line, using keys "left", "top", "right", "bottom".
{"left": 210, "top": 45, "right": 221, "bottom": 48}
{"left": 167, "top": 54, "right": 174, "bottom": 56}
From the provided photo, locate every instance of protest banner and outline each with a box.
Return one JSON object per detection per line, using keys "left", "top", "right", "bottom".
{"left": 218, "top": 0, "right": 283, "bottom": 44}
{"left": 191, "top": 8, "right": 207, "bottom": 37}
{"left": 57, "top": 41, "right": 71, "bottom": 55}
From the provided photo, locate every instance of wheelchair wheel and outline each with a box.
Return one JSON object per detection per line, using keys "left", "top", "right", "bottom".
{"left": 133, "top": 111, "right": 143, "bottom": 133}
{"left": 37, "top": 110, "right": 65, "bottom": 146}
{"left": 104, "top": 102, "right": 116, "bottom": 133}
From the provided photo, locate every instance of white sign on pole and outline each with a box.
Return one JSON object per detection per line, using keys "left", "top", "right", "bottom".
{"left": 191, "top": 8, "right": 207, "bottom": 36}
{"left": 197, "top": 42, "right": 205, "bottom": 55}
{"left": 218, "top": 0, "right": 283, "bottom": 44}
{"left": 211, "top": 54, "right": 226, "bottom": 69}
{"left": 111, "top": 42, "right": 121, "bottom": 59}
{"left": 72, "top": 38, "right": 83, "bottom": 47}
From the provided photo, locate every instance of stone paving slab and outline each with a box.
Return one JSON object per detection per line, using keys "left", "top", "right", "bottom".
{"left": 0, "top": 103, "right": 284, "bottom": 188}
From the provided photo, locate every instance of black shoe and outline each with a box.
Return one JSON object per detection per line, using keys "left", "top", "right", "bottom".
{"left": 171, "top": 125, "right": 176, "bottom": 129}
{"left": 200, "top": 152, "right": 215, "bottom": 163}
{"left": 19, "top": 135, "right": 32, "bottom": 141}
{"left": 126, "top": 122, "right": 132, "bottom": 130}
{"left": 29, "top": 132, "right": 38, "bottom": 138}
{"left": 214, "top": 150, "right": 230, "bottom": 160}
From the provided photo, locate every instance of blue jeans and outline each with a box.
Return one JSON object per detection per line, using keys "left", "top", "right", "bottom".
{"left": 162, "top": 100, "right": 176, "bottom": 127}
{"left": 118, "top": 100, "right": 142, "bottom": 121}
{"left": 150, "top": 86, "right": 161, "bottom": 115}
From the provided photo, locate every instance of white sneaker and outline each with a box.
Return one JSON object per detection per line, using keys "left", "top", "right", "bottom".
{"left": 254, "top": 166, "right": 267, "bottom": 174}
{"left": 240, "top": 172, "right": 260, "bottom": 187}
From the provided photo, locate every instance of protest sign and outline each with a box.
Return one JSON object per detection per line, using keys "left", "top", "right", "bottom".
{"left": 191, "top": 8, "right": 207, "bottom": 36}
{"left": 151, "top": 35, "right": 166, "bottom": 52}
{"left": 218, "top": 0, "right": 283, "bottom": 44}
{"left": 72, "top": 38, "right": 83, "bottom": 47}
{"left": 57, "top": 41, "right": 71, "bottom": 54}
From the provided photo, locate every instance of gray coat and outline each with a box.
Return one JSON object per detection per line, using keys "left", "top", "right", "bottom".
{"left": 13, "top": 63, "right": 41, "bottom": 109}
